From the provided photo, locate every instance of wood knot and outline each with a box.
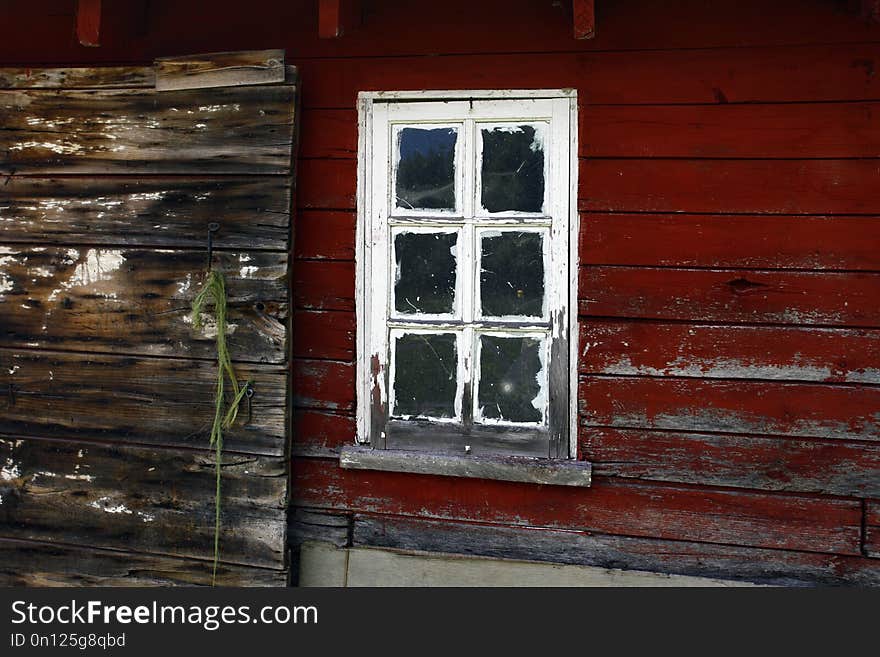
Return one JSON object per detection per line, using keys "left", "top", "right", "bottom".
{"left": 726, "top": 277, "right": 767, "bottom": 294}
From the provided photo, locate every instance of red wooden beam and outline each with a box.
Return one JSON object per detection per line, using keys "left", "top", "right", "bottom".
{"left": 573, "top": 0, "right": 596, "bottom": 39}
{"left": 319, "top": 0, "right": 362, "bottom": 39}
{"left": 76, "top": 0, "right": 102, "bottom": 47}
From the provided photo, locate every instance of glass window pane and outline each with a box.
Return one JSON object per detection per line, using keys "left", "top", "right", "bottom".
{"left": 480, "top": 124, "right": 545, "bottom": 213}
{"left": 477, "top": 335, "right": 545, "bottom": 424}
{"left": 394, "top": 231, "right": 457, "bottom": 315}
{"left": 480, "top": 230, "right": 544, "bottom": 318}
{"left": 395, "top": 127, "right": 457, "bottom": 211}
{"left": 393, "top": 332, "right": 458, "bottom": 419}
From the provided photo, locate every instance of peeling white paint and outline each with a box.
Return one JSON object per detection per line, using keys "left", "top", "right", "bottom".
{"left": 1, "top": 458, "right": 22, "bottom": 481}
{"left": 88, "top": 497, "right": 132, "bottom": 515}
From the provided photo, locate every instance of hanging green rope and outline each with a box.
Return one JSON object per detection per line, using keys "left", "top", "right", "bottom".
{"left": 191, "top": 269, "right": 251, "bottom": 586}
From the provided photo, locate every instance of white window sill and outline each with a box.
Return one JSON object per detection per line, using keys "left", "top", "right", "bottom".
{"left": 339, "top": 445, "right": 592, "bottom": 488}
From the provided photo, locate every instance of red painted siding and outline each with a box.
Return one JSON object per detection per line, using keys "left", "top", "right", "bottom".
{"left": 2, "top": 0, "right": 878, "bottom": 583}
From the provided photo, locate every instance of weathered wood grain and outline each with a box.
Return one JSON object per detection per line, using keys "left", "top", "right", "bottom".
{"left": 0, "top": 349, "right": 287, "bottom": 455}
{"left": 866, "top": 503, "right": 880, "bottom": 558}
{"left": 579, "top": 376, "right": 880, "bottom": 442}
{"left": 579, "top": 321, "right": 880, "bottom": 384}
{"left": 292, "top": 359, "right": 355, "bottom": 411}
{"left": 293, "top": 310, "right": 355, "bottom": 360}
{"left": 580, "top": 214, "right": 880, "bottom": 271}
{"left": 0, "top": 177, "right": 290, "bottom": 249}
{"left": 579, "top": 267, "right": 880, "bottom": 326}
{"left": 582, "top": 428, "right": 880, "bottom": 497}
{"left": 0, "top": 538, "right": 287, "bottom": 587}
{"left": 581, "top": 103, "right": 880, "bottom": 158}
{"left": 155, "top": 50, "right": 285, "bottom": 91}
{"left": 0, "top": 437, "right": 287, "bottom": 568}
{"left": 0, "top": 246, "right": 288, "bottom": 362}
{"left": 351, "top": 515, "right": 880, "bottom": 587}
{"left": 293, "top": 260, "right": 355, "bottom": 311}
{"left": 580, "top": 160, "right": 880, "bottom": 214}
{"left": 339, "top": 445, "right": 592, "bottom": 487}
{"left": 294, "top": 211, "right": 355, "bottom": 261}
{"left": 0, "top": 84, "right": 295, "bottom": 174}
{"left": 293, "top": 409, "right": 356, "bottom": 455}
{"left": 289, "top": 508, "right": 351, "bottom": 549}
{"left": 293, "top": 457, "right": 862, "bottom": 554}
{"left": 0, "top": 66, "right": 154, "bottom": 89}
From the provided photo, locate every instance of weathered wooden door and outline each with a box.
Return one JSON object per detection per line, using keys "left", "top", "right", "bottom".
{"left": 0, "top": 51, "right": 296, "bottom": 585}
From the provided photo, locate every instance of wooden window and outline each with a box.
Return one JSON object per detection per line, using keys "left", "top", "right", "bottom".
{"left": 356, "top": 91, "right": 578, "bottom": 460}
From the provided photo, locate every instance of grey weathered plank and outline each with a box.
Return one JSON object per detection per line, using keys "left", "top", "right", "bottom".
{"left": 0, "top": 437, "right": 287, "bottom": 568}
{"left": 289, "top": 508, "right": 351, "bottom": 549}
{"left": 0, "top": 245, "right": 287, "bottom": 362}
{"left": 0, "top": 84, "right": 295, "bottom": 174}
{"left": 340, "top": 445, "right": 592, "bottom": 487}
{"left": 0, "top": 538, "right": 287, "bottom": 587}
{"left": 0, "top": 349, "right": 287, "bottom": 455}
{"left": 867, "top": 503, "right": 880, "bottom": 559}
{"left": 0, "top": 177, "right": 290, "bottom": 249}
{"left": 155, "top": 50, "right": 286, "bottom": 91}
{"left": 351, "top": 515, "right": 880, "bottom": 587}
{"left": 0, "top": 66, "right": 155, "bottom": 89}
{"left": 582, "top": 428, "right": 880, "bottom": 497}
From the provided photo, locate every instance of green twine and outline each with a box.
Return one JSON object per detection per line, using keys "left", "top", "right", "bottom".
{"left": 191, "top": 269, "right": 251, "bottom": 586}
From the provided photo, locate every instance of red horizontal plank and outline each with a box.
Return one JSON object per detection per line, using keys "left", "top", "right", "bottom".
{"left": 294, "top": 210, "right": 356, "bottom": 261}
{"left": 299, "top": 109, "right": 357, "bottom": 159}
{"left": 580, "top": 213, "right": 880, "bottom": 270}
{"left": 293, "top": 260, "right": 355, "bottom": 311}
{"left": 579, "top": 376, "right": 880, "bottom": 442}
{"left": 296, "top": 158, "right": 357, "bottom": 210}
{"left": 867, "top": 502, "right": 880, "bottom": 558}
{"left": 293, "top": 458, "right": 862, "bottom": 554}
{"left": 292, "top": 358, "right": 355, "bottom": 411}
{"left": 582, "top": 428, "right": 880, "bottom": 497}
{"left": 581, "top": 160, "right": 880, "bottom": 214}
{"left": 581, "top": 103, "right": 880, "bottom": 158}
{"left": 293, "top": 409, "right": 356, "bottom": 454}
{"left": 293, "top": 310, "right": 355, "bottom": 360}
{"left": 299, "top": 43, "right": 880, "bottom": 108}
{"left": 579, "top": 321, "right": 880, "bottom": 383}
{"left": 579, "top": 267, "right": 880, "bottom": 326}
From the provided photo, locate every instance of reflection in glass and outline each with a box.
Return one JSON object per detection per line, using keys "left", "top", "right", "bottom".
{"left": 394, "top": 232, "right": 457, "bottom": 315}
{"left": 480, "top": 231, "right": 544, "bottom": 318}
{"left": 480, "top": 124, "right": 545, "bottom": 213}
{"left": 393, "top": 333, "right": 458, "bottom": 419}
{"left": 396, "top": 127, "right": 457, "bottom": 211}
{"left": 478, "top": 335, "right": 544, "bottom": 424}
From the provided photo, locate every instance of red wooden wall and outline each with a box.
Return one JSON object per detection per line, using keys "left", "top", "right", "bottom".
{"left": 1, "top": 0, "right": 879, "bottom": 585}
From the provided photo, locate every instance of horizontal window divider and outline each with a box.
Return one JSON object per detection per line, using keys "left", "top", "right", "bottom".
{"left": 387, "top": 320, "right": 552, "bottom": 331}
{"left": 339, "top": 444, "right": 592, "bottom": 488}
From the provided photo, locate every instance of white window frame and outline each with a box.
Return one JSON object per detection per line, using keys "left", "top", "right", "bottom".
{"left": 355, "top": 89, "right": 579, "bottom": 460}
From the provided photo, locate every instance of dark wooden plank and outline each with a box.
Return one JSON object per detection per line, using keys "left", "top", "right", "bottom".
{"left": 294, "top": 211, "right": 355, "bottom": 260}
{"left": 293, "top": 409, "right": 356, "bottom": 455}
{"left": 0, "top": 538, "right": 287, "bottom": 587}
{"left": 299, "top": 110, "right": 357, "bottom": 159}
{"left": 289, "top": 508, "right": 351, "bottom": 549}
{"left": 155, "top": 50, "right": 286, "bottom": 91}
{"left": 0, "top": 66, "right": 154, "bottom": 89}
{"left": 296, "top": 158, "right": 357, "bottom": 209}
{"left": 0, "top": 84, "right": 295, "bottom": 174}
{"left": 340, "top": 445, "right": 592, "bottom": 487}
{"left": 579, "top": 321, "right": 880, "bottom": 384}
{"left": 293, "top": 310, "right": 355, "bottom": 360}
{"left": 299, "top": 43, "right": 880, "bottom": 108}
{"left": 580, "top": 213, "right": 880, "bottom": 270}
{"left": 579, "top": 376, "right": 880, "bottom": 443}
{"left": 581, "top": 160, "right": 880, "bottom": 214}
{"left": 579, "top": 267, "right": 880, "bottom": 327}
{"left": 0, "top": 437, "right": 287, "bottom": 568}
{"left": 292, "top": 359, "right": 355, "bottom": 411}
{"left": 581, "top": 103, "right": 880, "bottom": 158}
{"left": 0, "top": 349, "right": 287, "bottom": 455}
{"left": 867, "top": 502, "right": 880, "bottom": 558}
{"left": 0, "top": 246, "right": 288, "bottom": 363}
{"left": 293, "top": 457, "right": 862, "bottom": 554}
{"left": 582, "top": 428, "right": 880, "bottom": 497}
{"left": 352, "top": 515, "right": 880, "bottom": 587}
{"left": 293, "top": 260, "right": 355, "bottom": 311}
{"left": 0, "top": 177, "right": 290, "bottom": 249}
